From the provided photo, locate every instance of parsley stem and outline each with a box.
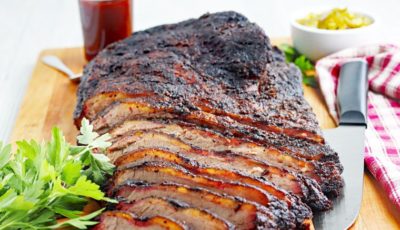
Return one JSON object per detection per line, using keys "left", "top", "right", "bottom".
{"left": 7, "top": 222, "right": 39, "bottom": 230}
{"left": 0, "top": 222, "right": 13, "bottom": 230}
{"left": 0, "top": 213, "right": 11, "bottom": 226}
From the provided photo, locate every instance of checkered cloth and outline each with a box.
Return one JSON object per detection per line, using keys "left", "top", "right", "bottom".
{"left": 316, "top": 44, "right": 400, "bottom": 209}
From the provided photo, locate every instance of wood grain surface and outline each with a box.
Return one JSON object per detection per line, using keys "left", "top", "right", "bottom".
{"left": 9, "top": 42, "right": 400, "bottom": 229}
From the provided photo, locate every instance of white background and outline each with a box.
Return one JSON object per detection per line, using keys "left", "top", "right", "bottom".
{"left": 1, "top": 0, "right": 399, "bottom": 141}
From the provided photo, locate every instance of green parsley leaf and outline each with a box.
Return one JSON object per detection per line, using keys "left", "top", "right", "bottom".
{"left": 77, "top": 119, "right": 99, "bottom": 145}
{"left": 0, "top": 142, "right": 12, "bottom": 169}
{"left": 62, "top": 160, "right": 82, "bottom": 186}
{"left": 0, "top": 119, "right": 116, "bottom": 229}
{"left": 0, "top": 189, "right": 17, "bottom": 209}
{"left": 279, "top": 43, "right": 298, "bottom": 62}
{"left": 8, "top": 195, "right": 35, "bottom": 211}
{"left": 53, "top": 206, "right": 83, "bottom": 219}
{"left": 48, "top": 208, "right": 104, "bottom": 229}
{"left": 68, "top": 176, "right": 105, "bottom": 201}
{"left": 81, "top": 152, "right": 115, "bottom": 185}
{"left": 47, "top": 127, "right": 69, "bottom": 170}
{"left": 303, "top": 75, "right": 318, "bottom": 88}
{"left": 278, "top": 44, "right": 318, "bottom": 88}
{"left": 91, "top": 133, "right": 112, "bottom": 149}
{"left": 294, "top": 55, "right": 314, "bottom": 72}
{"left": 77, "top": 119, "right": 112, "bottom": 150}
{"left": 30, "top": 209, "right": 56, "bottom": 226}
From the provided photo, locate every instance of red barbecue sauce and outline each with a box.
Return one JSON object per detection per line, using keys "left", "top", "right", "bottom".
{"left": 79, "top": 0, "right": 132, "bottom": 60}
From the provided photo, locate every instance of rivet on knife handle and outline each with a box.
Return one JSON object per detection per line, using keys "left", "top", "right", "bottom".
{"left": 337, "top": 60, "right": 368, "bottom": 127}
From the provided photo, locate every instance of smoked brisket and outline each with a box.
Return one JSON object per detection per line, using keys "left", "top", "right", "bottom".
{"left": 76, "top": 11, "right": 343, "bottom": 229}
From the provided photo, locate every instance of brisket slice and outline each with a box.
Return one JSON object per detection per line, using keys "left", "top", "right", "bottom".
{"left": 89, "top": 98, "right": 339, "bottom": 165}
{"left": 108, "top": 120, "right": 329, "bottom": 175}
{"left": 115, "top": 183, "right": 297, "bottom": 230}
{"left": 93, "top": 211, "right": 184, "bottom": 230}
{"left": 114, "top": 148, "right": 298, "bottom": 202}
{"left": 107, "top": 130, "right": 331, "bottom": 210}
{"left": 113, "top": 162, "right": 282, "bottom": 207}
{"left": 113, "top": 148, "right": 313, "bottom": 226}
{"left": 117, "top": 197, "right": 231, "bottom": 230}
{"left": 85, "top": 93, "right": 322, "bottom": 144}
{"left": 112, "top": 161, "right": 297, "bottom": 228}
{"left": 108, "top": 119, "right": 343, "bottom": 195}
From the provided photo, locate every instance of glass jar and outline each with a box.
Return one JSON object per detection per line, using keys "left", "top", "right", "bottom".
{"left": 79, "top": 0, "right": 132, "bottom": 61}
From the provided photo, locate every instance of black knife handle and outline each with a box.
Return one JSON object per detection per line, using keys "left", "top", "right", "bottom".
{"left": 337, "top": 60, "right": 368, "bottom": 127}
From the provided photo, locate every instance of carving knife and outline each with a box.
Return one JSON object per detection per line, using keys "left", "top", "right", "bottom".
{"left": 314, "top": 60, "right": 368, "bottom": 229}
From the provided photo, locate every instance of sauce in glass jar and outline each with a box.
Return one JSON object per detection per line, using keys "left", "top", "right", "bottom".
{"left": 79, "top": 0, "right": 132, "bottom": 61}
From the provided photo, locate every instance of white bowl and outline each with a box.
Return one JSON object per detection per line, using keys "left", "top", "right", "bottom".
{"left": 291, "top": 9, "right": 377, "bottom": 61}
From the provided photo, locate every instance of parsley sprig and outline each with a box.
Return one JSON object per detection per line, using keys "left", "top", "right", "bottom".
{"left": 0, "top": 119, "right": 115, "bottom": 229}
{"left": 279, "top": 44, "right": 318, "bottom": 87}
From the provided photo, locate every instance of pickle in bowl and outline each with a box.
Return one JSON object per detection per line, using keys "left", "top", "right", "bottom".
{"left": 297, "top": 8, "right": 373, "bottom": 30}
{"left": 291, "top": 7, "right": 376, "bottom": 60}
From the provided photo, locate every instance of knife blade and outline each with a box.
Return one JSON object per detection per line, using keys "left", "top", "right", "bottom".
{"left": 313, "top": 60, "right": 368, "bottom": 230}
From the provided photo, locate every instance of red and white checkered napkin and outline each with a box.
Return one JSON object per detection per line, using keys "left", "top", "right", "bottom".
{"left": 316, "top": 44, "right": 400, "bottom": 209}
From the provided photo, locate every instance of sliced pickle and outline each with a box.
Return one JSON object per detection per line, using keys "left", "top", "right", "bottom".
{"left": 297, "top": 8, "right": 372, "bottom": 30}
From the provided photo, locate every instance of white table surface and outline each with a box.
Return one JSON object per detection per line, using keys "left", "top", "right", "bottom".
{"left": 1, "top": 0, "right": 400, "bottom": 142}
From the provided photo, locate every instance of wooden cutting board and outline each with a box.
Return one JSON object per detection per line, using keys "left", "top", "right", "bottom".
{"left": 9, "top": 39, "right": 400, "bottom": 229}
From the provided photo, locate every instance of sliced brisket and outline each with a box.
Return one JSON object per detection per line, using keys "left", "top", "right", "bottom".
{"left": 89, "top": 97, "right": 333, "bottom": 160}
{"left": 108, "top": 130, "right": 331, "bottom": 210}
{"left": 108, "top": 119, "right": 343, "bottom": 196}
{"left": 93, "top": 211, "right": 184, "bottom": 230}
{"left": 113, "top": 148, "right": 314, "bottom": 226}
{"left": 117, "top": 198, "right": 231, "bottom": 230}
{"left": 112, "top": 161, "right": 298, "bottom": 228}
{"left": 115, "top": 183, "right": 288, "bottom": 229}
